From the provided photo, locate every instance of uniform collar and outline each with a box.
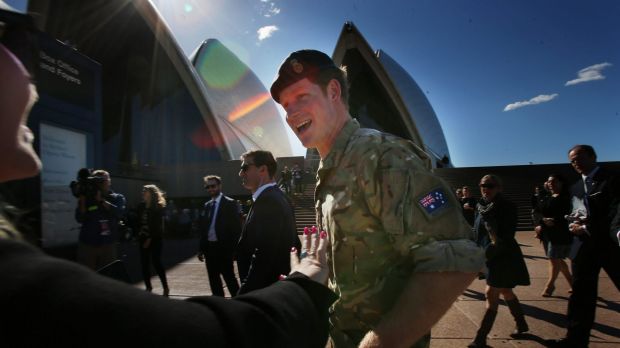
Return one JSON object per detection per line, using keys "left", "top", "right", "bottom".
{"left": 318, "top": 118, "right": 359, "bottom": 172}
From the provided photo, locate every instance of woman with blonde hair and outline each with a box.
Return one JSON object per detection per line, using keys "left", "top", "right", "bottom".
{"left": 138, "top": 184, "right": 169, "bottom": 296}
{"left": 469, "top": 174, "right": 531, "bottom": 348}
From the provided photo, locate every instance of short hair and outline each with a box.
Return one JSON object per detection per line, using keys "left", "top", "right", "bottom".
{"left": 568, "top": 144, "right": 597, "bottom": 159}
{"left": 480, "top": 174, "right": 503, "bottom": 188}
{"left": 316, "top": 66, "right": 349, "bottom": 107}
{"left": 241, "top": 150, "right": 277, "bottom": 178}
{"left": 92, "top": 169, "right": 110, "bottom": 180}
{"left": 203, "top": 175, "right": 221, "bottom": 185}
{"left": 462, "top": 186, "right": 470, "bottom": 191}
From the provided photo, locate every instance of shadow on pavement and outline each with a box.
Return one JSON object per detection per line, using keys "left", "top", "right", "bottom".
{"left": 118, "top": 237, "right": 200, "bottom": 285}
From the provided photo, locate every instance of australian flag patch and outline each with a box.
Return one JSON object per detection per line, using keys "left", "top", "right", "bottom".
{"left": 417, "top": 187, "right": 449, "bottom": 218}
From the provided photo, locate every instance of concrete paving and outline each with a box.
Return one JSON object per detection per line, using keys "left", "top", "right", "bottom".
{"left": 431, "top": 232, "right": 620, "bottom": 348}
{"left": 130, "top": 232, "right": 619, "bottom": 347}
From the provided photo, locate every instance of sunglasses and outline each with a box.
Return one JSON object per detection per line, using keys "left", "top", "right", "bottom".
{"left": 479, "top": 183, "right": 497, "bottom": 189}
{"left": 240, "top": 163, "right": 256, "bottom": 172}
{"left": 0, "top": 9, "right": 39, "bottom": 80}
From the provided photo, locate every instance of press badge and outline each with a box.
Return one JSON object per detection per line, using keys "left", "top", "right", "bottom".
{"left": 417, "top": 187, "right": 450, "bottom": 219}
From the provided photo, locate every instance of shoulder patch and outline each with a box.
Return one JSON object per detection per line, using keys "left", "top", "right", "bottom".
{"left": 417, "top": 187, "right": 450, "bottom": 218}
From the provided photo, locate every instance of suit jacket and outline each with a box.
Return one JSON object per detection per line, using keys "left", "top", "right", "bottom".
{"left": 0, "top": 237, "right": 336, "bottom": 347}
{"left": 570, "top": 167, "right": 620, "bottom": 244}
{"left": 237, "top": 186, "right": 301, "bottom": 294}
{"left": 199, "top": 195, "right": 241, "bottom": 255}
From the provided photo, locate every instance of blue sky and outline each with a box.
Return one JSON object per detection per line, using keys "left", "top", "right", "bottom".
{"left": 6, "top": 0, "right": 619, "bottom": 167}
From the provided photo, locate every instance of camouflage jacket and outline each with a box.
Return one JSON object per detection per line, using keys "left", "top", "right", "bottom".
{"left": 315, "top": 119, "right": 484, "bottom": 347}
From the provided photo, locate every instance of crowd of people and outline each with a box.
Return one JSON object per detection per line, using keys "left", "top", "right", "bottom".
{"left": 1, "top": 9, "right": 619, "bottom": 347}
{"left": 455, "top": 145, "right": 620, "bottom": 348}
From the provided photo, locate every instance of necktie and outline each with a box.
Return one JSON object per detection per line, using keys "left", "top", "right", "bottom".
{"left": 584, "top": 177, "right": 593, "bottom": 194}
{"left": 208, "top": 201, "right": 216, "bottom": 224}
{"left": 583, "top": 177, "right": 593, "bottom": 215}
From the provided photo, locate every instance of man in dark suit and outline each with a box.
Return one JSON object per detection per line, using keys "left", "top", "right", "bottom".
{"left": 236, "top": 150, "right": 301, "bottom": 295}
{"left": 198, "top": 175, "right": 241, "bottom": 297}
{"left": 548, "top": 145, "right": 620, "bottom": 347}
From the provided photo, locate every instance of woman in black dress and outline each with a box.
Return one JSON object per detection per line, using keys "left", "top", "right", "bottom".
{"left": 139, "top": 184, "right": 169, "bottom": 296}
{"left": 469, "top": 174, "right": 531, "bottom": 348}
{"left": 535, "top": 174, "right": 572, "bottom": 296}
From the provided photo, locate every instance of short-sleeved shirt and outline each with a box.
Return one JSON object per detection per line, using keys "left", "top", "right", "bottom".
{"left": 315, "top": 119, "right": 484, "bottom": 347}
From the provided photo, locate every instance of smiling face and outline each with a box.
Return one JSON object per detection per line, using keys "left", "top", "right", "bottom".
{"left": 0, "top": 44, "right": 41, "bottom": 183}
{"left": 279, "top": 78, "right": 348, "bottom": 158}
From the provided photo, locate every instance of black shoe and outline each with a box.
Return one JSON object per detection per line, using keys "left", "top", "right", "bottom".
{"left": 544, "top": 338, "right": 587, "bottom": 348}
{"left": 544, "top": 339, "right": 564, "bottom": 347}
{"left": 467, "top": 341, "right": 487, "bottom": 348}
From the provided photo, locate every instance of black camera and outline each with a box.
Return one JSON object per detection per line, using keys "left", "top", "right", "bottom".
{"left": 69, "top": 168, "right": 105, "bottom": 200}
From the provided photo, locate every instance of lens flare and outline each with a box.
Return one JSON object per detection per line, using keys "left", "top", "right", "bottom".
{"left": 228, "top": 92, "right": 271, "bottom": 122}
{"left": 194, "top": 41, "right": 248, "bottom": 90}
{"left": 252, "top": 126, "right": 264, "bottom": 138}
{"left": 190, "top": 124, "right": 223, "bottom": 149}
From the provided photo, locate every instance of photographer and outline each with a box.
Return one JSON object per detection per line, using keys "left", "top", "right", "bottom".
{"left": 74, "top": 169, "right": 126, "bottom": 270}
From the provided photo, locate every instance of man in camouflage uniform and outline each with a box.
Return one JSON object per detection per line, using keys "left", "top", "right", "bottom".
{"left": 270, "top": 49, "right": 485, "bottom": 347}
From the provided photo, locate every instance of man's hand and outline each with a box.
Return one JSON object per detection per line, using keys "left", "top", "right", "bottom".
{"left": 197, "top": 252, "right": 204, "bottom": 262}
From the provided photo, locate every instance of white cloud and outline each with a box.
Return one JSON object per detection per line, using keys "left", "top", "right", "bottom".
{"left": 261, "top": 2, "right": 280, "bottom": 17}
{"left": 257, "top": 25, "right": 279, "bottom": 41}
{"left": 265, "top": 6, "right": 281, "bottom": 17}
{"left": 565, "top": 62, "right": 613, "bottom": 86}
{"left": 503, "top": 93, "right": 559, "bottom": 112}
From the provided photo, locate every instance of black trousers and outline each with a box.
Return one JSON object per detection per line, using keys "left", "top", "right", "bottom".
{"left": 566, "top": 238, "right": 620, "bottom": 344}
{"left": 204, "top": 241, "right": 239, "bottom": 297}
{"left": 140, "top": 238, "right": 168, "bottom": 289}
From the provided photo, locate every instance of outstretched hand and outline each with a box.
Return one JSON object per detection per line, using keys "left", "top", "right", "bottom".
{"left": 290, "top": 226, "right": 330, "bottom": 285}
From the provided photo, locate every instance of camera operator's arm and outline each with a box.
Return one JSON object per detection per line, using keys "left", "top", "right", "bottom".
{"left": 75, "top": 196, "right": 87, "bottom": 222}
{"left": 97, "top": 191, "right": 125, "bottom": 217}
{"left": 106, "top": 193, "right": 126, "bottom": 219}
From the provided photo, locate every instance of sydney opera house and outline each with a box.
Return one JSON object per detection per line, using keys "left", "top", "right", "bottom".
{"left": 1, "top": 0, "right": 451, "bottom": 247}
